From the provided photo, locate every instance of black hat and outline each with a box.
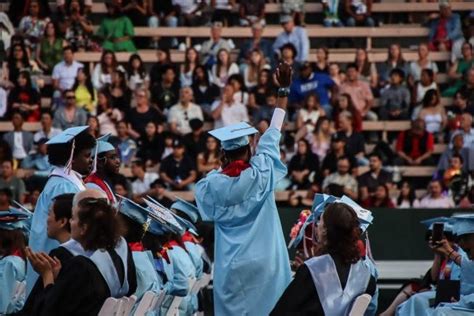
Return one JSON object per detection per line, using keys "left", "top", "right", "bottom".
{"left": 172, "top": 138, "right": 185, "bottom": 148}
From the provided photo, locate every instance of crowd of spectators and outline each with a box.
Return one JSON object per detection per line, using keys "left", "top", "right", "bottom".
{"left": 0, "top": 0, "right": 473, "bottom": 210}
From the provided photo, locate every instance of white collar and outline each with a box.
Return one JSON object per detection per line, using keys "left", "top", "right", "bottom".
{"left": 50, "top": 167, "right": 86, "bottom": 191}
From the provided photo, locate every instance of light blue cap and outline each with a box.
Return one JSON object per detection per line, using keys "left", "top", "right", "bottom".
{"left": 148, "top": 220, "right": 172, "bottom": 236}
{"left": 171, "top": 198, "right": 199, "bottom": 224}
{"left": 172, "top": 213, "right": 198, "bottom": 236}
{"left": 0, "top": 206, "right": 32, "bottom": 235}
{"left": 46, "top": 126, "right": 89, "bottom": 145}
{"left": 208, "top": 122, "right": 258, "bottom": 151}
{"left": 117, "top": 196, "right": 149, "bottom": 226}
{"left": 95, "top": 134, "right": 116, "bottom": 155}
{"left": 420, "top": 217, "right": 454, "bottom": 233}
{"left": 142, "top": 197, "right": 184, "bottom": 235}
{"left": 451, "top": 214, "right": 474, "bottom": 236}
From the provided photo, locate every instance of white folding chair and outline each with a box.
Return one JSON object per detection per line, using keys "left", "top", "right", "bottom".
{"left": 348, "top": 294, "right": 372, "bottom": 316}
{"left": 120, "top": 295, "right": 137, "bottom": 316}
{"left": 154, "top": 290, "right": 167, "bottom": 311}
{"left": 98, "top": 297, "right": 120, "bottom": 316}
{"left": 165, "top": 296, "right": 184, "bottom": 316}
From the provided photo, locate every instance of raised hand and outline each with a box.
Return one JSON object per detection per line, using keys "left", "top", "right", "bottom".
{"left": 274, "top": 62, "right": 293, "bottom": 88}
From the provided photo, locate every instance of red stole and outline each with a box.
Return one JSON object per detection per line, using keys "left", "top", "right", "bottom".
{"left": 128, "top": 242, "right": 144, "bottom": 252}
{"left": 160, "top": 240, "right": 181, "bottom": 263}
{"left": 182, "top": 231, "right": 196, "bottom": 244}
{"left": 84, "top": 173, "right": 114, "bottom": 202}
{"left": 221, "top": 160, "right": 251, "bottom": 177}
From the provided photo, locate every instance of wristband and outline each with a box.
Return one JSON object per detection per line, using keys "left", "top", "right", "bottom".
{"left": 278, "top": 87, "right": 290, "bottom": 98}
{"left": 448, "top": 249, "right": 455, "bottom": 259}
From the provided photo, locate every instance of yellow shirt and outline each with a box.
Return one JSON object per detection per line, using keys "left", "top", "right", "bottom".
{"left": 75, "top": 85, "right": 97, "bottom": 114}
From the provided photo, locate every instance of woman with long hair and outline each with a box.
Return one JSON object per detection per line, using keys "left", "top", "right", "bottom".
{"left": 243, "top": 48, "right": 270, "bottom": 89}
{"left": 248, "top": 69, "right": 274, "bottom": 109}
{"left": 7, "top": 71, "right": 41, "bottom": 121}
{"left": 408, "top": 43, "right": 439, "bottom": 87}
{"left": 7, "top": 43, "right": 34, "bottom": 85}
{"left": 393, "top": 181, "right": 420, "bottom": 208}
{"left": 296, "top": 93, "right": 326, "bottom": 134}
{"left": 136, "top": 121, "right": 164, "bottom": 166}
{"left": 333, "top": 93, "right": 363, "bottom": 132}
{"left": 306, "top": 117, "right": 333, "bottom": 161}
{"left": 362, "top": 184, "right": 395, "bottom": 208}
{"left": 92, "top": 50, "right": 124, "bottom": 90}
{"left": 210, "top": 48, "right": 239, "bottom": 88}
{"left": 444, "top": 42, "right": 473, "bottom": 97}
{"left": 354, "top": 48, "right": 378, "bottom": 90}
{"left": 180, "top": 47, "right": 200, "bottom": 87}
{"left": 36, "top": 22, "right": 66, "bottom": 74}
{"left": 197, "top": 135, "right": 221, "bottom": 175}
{"left": 72, "top": 67, "right": 97, "bottom": 114}
{"left": 191, "top": 65, "right": 221, "bottom": 115}
{"left": 417, "top": 89, "right": 447, "bottom": 135}
{"left": 378, "top": 43, "right": 407, "bottom": 87}
{"left": 97, "top": 89, "right": 122, "bottom": 136}
{"left": 127, "top": 53, "right": 150, "bottom": 91}
{"left": 272, "top": 202, "right": 376, "bottom": 314}
{"left": 228, "top": 73, "right": 249, "bottom": 106}
{"left": 288, "top": 139, "right": 320, "bottom": 190}
{"left": 27, "top": 198, "right": 137, "bottom": 315}
{"left": 106, "top": 70, "right": 132, "bottom": 113}
{"left": 314, "top": 47, "right": 330, "bottom": 74}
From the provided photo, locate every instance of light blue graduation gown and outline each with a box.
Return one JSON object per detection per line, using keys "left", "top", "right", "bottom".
{"left": 0, "top": 255, "right": 26, "bottom": 314}
{"left": 133, "top": 250, "right": 163, "bottom": 300}
{"left": 364, "top": 257, "right": 379, "bottom": 316}
{"left": 161, "top": 245, "right": 196, "bottom": 316}
{"left": 195, "top": 127, "right": 292, "bottom": 316}
{"left": 184, "top": 241, "right": 203, "bottom": 313}
{"left": 396, "top": 248, "right": 467, "bottom": 316}
{"left": 26, "top": 169, "right": 85, "bottom": 294}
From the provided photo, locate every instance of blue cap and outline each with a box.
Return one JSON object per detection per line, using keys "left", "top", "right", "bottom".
{"left": 337, "top": 195, "right": 374, "bottom": 231}
{"left": 171, "top": 198, "right": 199, "bottom": 224}
{"left": 142, "top": 197, "right": 184, "bottom": 234}
{"left": 46, "top": 126, "right": 89, "bottom": 145}
{"left": 172, "top": 213, "right": 198, "bottom": 236}
{"left": 208, "top": 122, "right": 258, "bottom": 151}
{"left": 95, "top": 134, "right": 115, "bottom": 155}
{"left": 0, "top": 206, "right": 32, "bottom": 235}
{"left": 117, "top": 196, "right": 149, "bottom": 226}
{"left": 420, "top": 217, "right": 454, "bottom": 233}
{"left": 148, "top": 220, "right": 172, "bottom": 236}
{"left": 451, "top": 214, "right": 474, "bottom": 236}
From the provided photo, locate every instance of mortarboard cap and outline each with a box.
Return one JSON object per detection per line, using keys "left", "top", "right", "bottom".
{"left": 171, "top": 198, "right": 199, "bottom": 224}
{"left": 46, "top": 126, "right": 89, "bottom": 145}
{"left": 209, "top": 122, "right": 258, "bottom": 151}
{"left": 117, "top": 196, "right": 150, "bottom": 226}
{"left": 142, "top": 197, "right": 184, "bottom": 234}
{"left": 0, "top": 205, "right": 32, "bottom": 235}
{"left": 148, "top": 220, "right": 172, "bottom": 236}
{"left": 451, "top": 214, "right": 474, "bottom": 236}
{"left": 92, "top": 134, "right": 116, "bottom": 173}
{"left": 420, "top": 217, "right": 454, "bottom": 233}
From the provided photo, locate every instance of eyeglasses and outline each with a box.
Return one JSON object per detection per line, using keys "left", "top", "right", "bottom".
{"left": 66, "top": 96, "right": 75, "bottom": 100}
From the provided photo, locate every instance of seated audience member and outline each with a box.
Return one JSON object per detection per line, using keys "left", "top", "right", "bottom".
{"left": 197, "top": 135, "right": 221, "bottom": 175}
{"left": 62, "top": 0, "right": 95, "bottom": 52}
{"left": 362, "top": 184, "right": 395, "bottom": 208}
{"left": 34, "top": 111, "right": 62, "bottom": 143}
{"left": 329, "top": 63, "right": 345, "bottom": 87}
{"left": 358, "top": 153, "right": 393, "bottom": 202}
{"left": 443, "top": 154, "right": 470, "bottom": 205}
{"left": 7, "top": 44, "right": 35, "bottom": 86}
{"left": 209, "top": 49, "right": 239, "bottom": 89}
{"left": 295, "top": 93, "right": 326, "bottom": 136}
{"left": 0, "top": 160, "right": 26, "bottom": 204}
{"left": 127, "top": 54, "right": 150, "bottom": 91}
{"left": 159, "top": 138, "right": 197, "bottom": 191}
{"left": 321, "top": 0, "right": 343, "bottom": 27}
{"left": 427, "top": 1, "right": 463, "bottom": 52}
{"left": 344, "top": 0, "right": 375, "bottom": 26}
{"left": 21, "top": 138, "right": 52, "bottom": 191}
{"left": 392, "top": 181, "right": 420, "bottom": 208}
{"left": 26, "top": 198, "right": 137, "bottom": 315}
{"left": 130, "top": 159, "right": 159, "bottom": 200}
{"left": 437, "top": 132, "right": 472, "bottom": 175}
{"left": 444, "top": 42, "right": 473, "bottom": 97}
{"left": 238, "top": 23, "right": 273, "bottom": 65}
{"left": 395, "top": 119, "right": 435, "bottom": 166}
{"left": 407, "top": 43, "right": 438, "bottom": 86}
{"left": 419, "top": 180, "right": 455, "bottom": 208}
{"left": 289, "top": 62, "right": 336, "bottom": 115}
{"left": 148, "top": 179, "right": 173, "bottom": 208}
{"left": 151, "top": 65, "right": 180, "bottom": 111}
{"left": 2, "top": 112, "right": 34, "bottom": 162}
{"left": 52, "top": 46, "right": 84, "bottom": 94}
{"left": 92, "top": 50, "right": 124, "bottom": 91}
{"left": 147, "top": 0, "right": 177, "bottom": 48}
{"left": 457, "top": 68, "right": 474, "bottom": 112}
{"left": 87, "top": 116, "right": 100, "bottom": 139}
{"left": 306, "top": 117, "right": 333, "bottom": 161}
{"left": 73, "top": 67, "right": 96, "bottom": 115}
{"left": 271, "top": 202, "right": 376, "bottom": 314}
{"left": 249, "top": 69, "right": 275, "bottom": 110}
{"left": 333, "top": 93, "right": 363, "bottom": 132}
{"left": 417, "top": 89, "right": 447, "bottom": 136}
{"left": 321, "top": 133, "right": 357, "bottom": 177}
{"left": 445, "top": 91, "right": 474, "bottom": 117}
{"left": 414, "top": 68, "right": 438, "bottom": 105}
{"left": 136, "top": 122, "right": 164, "bottom": 166}
{"left": 379, "top": 68, "right": 410, "bottom": 120}
{"left": 191, "top": 65, "right": 221, "bottom": 116}
{"left": 18, "top": 0, "right": 49, "bottom": 51}
{"left": 459, "top": 113, "right": 474, "bottom": 147}
{"left": 179, "top": 48, "right": 199, "bottom": 88}
{"left": 354, "top": 48, "right": 378, "bottom": 90}
{"left": 7, "top": 71, "right": 41, "bottom": 121}
{"left": 168, "top": 87, "right": 204, "bottom": 135}
{"left": 149, "top": 48, "right": 172, "bottom": 87}
{"left": 200, "top": 22, "right": 231, "bottom": 67}
{"left": 36, "top": 21, "right": 65, "bottom": 74}
{"left": 96, "top": 1, "right": 136, "bottom": 52}
{"left": 340, "top": 63, "right": 376, "bottom": 120}
{"left": 239, "top": 0, "right": 265, "bottom": 26}
{"left": 337, "top": 112, "right": 366, "bottom": 165}
{"left": 288, "top": 139, "right": 320, "bottom": 190}
{"left": 128, "top": 88, "right": 164, "bottom": 139}
{"left": 103, "top": 70, "right": 131, "bottom": 112}
{"left": 97, "top": 90, "right": 122, "bottom": 136}
{"left": 53, "top": 89, "right": 88, "bottom": 130}
{"left": 183, "top": 119, "right": 207, "bottom": 161}
{"left": 322, "top": 156, "right": 358, "bottom": 200}
{"left": 377, "top": 43, "right": 408, "bottom": 88}
{"left": 242, "top": 49, "right": 270, "bottom": 89}
{"left": 273, "top": 15, "right": 309, "bottom": 64}
{"left": 211, "top": 84, "right": 249, "bottom": 128}
{"left": 116, "top": 121, "right": 137, "bottom": 167}
{"left": 278, "top": 43, "right": 300, "bottom": 77}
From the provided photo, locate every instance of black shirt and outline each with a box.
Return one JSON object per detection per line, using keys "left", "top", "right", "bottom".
{"left": 357, "top": 169, "right": 393, "bottom": 193}
{"left": 340, "top": 131, "right": 365, "bottom": 157}
{"left": 159, "top": 154, "right": 196, "bottom": 186}
{"left": 151, "top": 81, "right": 180, "bottom": 110}
{"left": 192, "top": 83, "right": 221, "bottom": 107}
{"left": 183, "top": 132, "right": 207, "bottom": 161}
{"left": 271, "top": 254, "right": 376, "bottom": 315}
{"left": 321, "top": 151, "right": 357, "bottom": 175}
{"left": 136, "top": 134, "right": 165, "bottom": 164}
{"left": 128, "top": 107, "right": 164, "bottom": 136}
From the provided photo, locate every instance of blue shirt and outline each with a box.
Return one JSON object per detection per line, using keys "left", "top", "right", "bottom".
{"left": 272, "top": 27, "right": 310, "bottom": 64}
{"left": 289, "top": 72, "right": 335, "bottom": 106}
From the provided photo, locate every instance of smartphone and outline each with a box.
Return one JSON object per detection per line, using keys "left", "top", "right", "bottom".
{"left": 432, "top": 223, "right": 444, "bottom": 243}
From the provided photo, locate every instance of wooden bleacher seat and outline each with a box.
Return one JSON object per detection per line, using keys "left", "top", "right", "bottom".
{"left": 0, "top": 122, "right": 41, "bottom": 132}
{"left": 358, "top": 166, "right": 435, "bottom": 177}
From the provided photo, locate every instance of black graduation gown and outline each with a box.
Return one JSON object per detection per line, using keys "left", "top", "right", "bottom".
{"left": 34, "top": 247, "right": 137, "bottom": 316}
{"left": 20, "top": 247, "right": 73, "bottom": 316}
{"left": 271, "top": 254, "right": 376, "bottom": 315}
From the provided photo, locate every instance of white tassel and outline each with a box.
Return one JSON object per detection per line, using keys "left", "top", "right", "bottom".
{"left": 92, "top": 142, "right": 99, "bottom": 174}
{"left": 64, "top": 139, "right": 76, "bottom": 175}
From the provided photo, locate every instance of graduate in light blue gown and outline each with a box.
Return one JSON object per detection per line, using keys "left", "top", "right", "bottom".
{"left": 116, "top": 196, "right": 163, "bottom": 302}
{"left": 429, "top": 214, "right": 474, "bottom": 315}
{"left": 0, "top": 207, "right": 31, "bottom": 314}
{"left": 26, "top": 126, "right": 96, "bottom": 294}
{"left": 395, "top": 217, "right": 466, "bottom": 316}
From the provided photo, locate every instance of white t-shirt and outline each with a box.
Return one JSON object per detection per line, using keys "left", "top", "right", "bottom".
{"left": 98, "top": 109, "right": 123, "bottom": 136}
{"left": 172, "top": 0, "right": 198, "bottom": 14}
{"left": 211, "top": 100, "right": 249, "bottom": 128}
{"left": 52, "top": 60, "right": 84, "bottom": 91}
{"left": 419, "top": 195, "right": 455, "bottom": 208}
{"left": 167, "top": 102, "right": 204, "bottom": 135}
{"left": 13, "top": 132, "right": 27, "bottom": 159}
{"left": 132, "top": 172, "right": 159, "bottom": 195}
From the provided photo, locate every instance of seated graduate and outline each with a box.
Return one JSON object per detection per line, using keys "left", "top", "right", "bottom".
{"left": 271, "top": 202, "right": 376, "bottom": 315}
{"left": 382, "top": 217, "right": 466, "bottom": 316}
{"left": 0, "top": 207, "right": 31, "bottom": 315}
{"left": 429, "top": 214, "right": 474, "bottom": 316}
{"left": 143, "top": 204, "right": 197, "bottom": 316}
{"left": 115, "top": 196, "right": 162, "bottom": 302}
{"left": 26, "top": 197, "right": 137, "bottom": 316}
